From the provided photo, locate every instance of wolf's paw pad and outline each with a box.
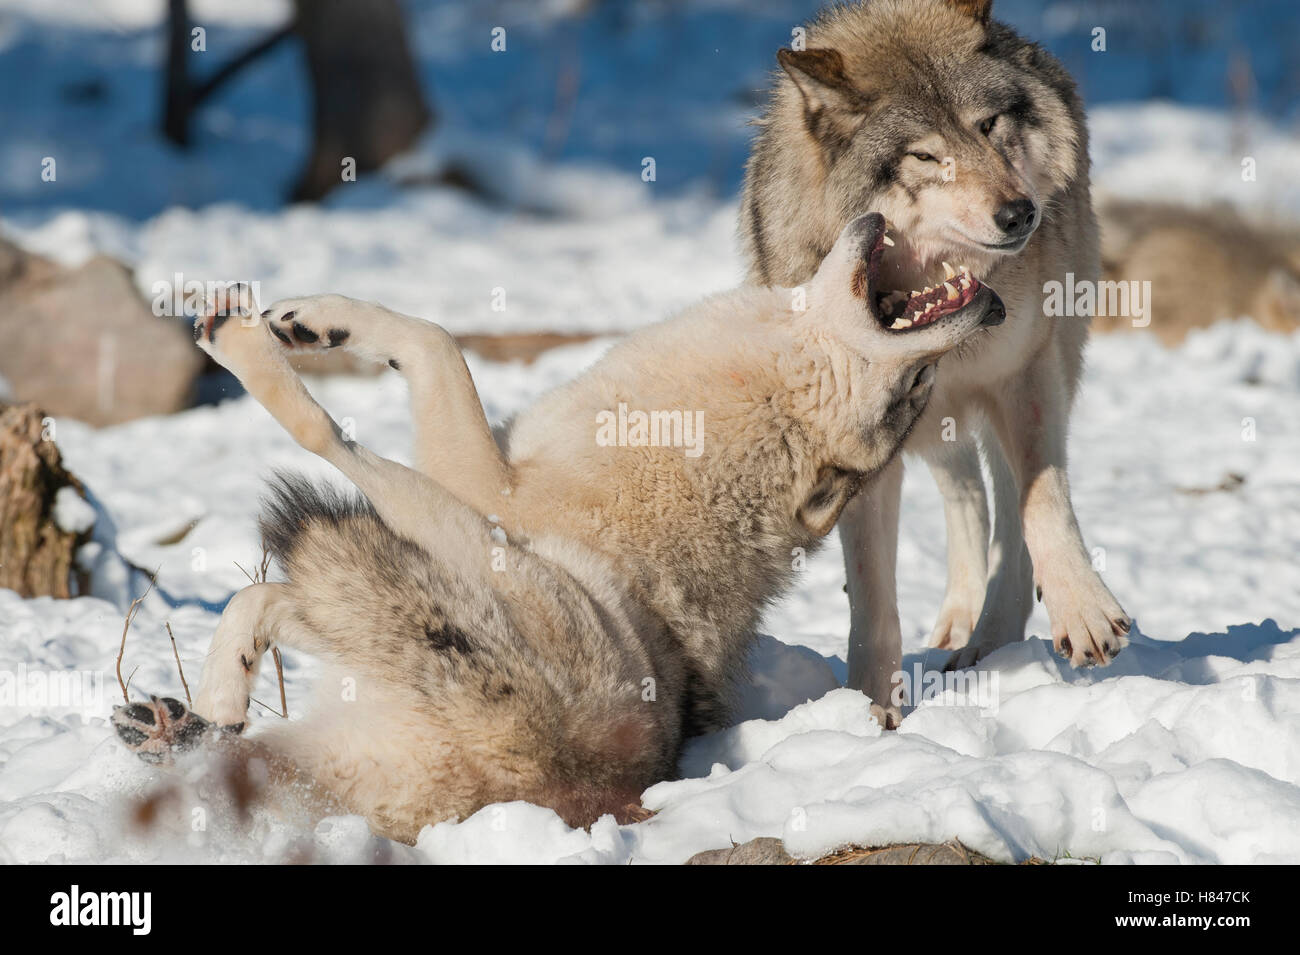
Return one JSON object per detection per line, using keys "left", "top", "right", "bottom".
{"left": 192, "top": 283, "right": 259, "bottom": 349}
{"left": 1042, "top": 578, "right": 1130, "bottom": 668}
{"left": 261, "top": 296, "right": 352, "bottom": 350}
{"left": 112, "top": 696, "right": 215, "bottom": 764}
{"left": 927, "top": 599, "right": 980, "bottom": 651}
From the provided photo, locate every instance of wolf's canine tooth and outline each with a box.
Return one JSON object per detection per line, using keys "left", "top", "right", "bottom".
{"left": 942, "top": 261, "right": 956, "bottom": 279}
{"left": 882, "top": 234, "right": 895, "bottom": 246}
{"left": 944, "top": 282, "right": 958, "bottom": 300}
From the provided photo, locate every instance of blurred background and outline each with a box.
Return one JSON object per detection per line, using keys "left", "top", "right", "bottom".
{"left": 0, "top": 1, "right": 1297, "bottom": 419}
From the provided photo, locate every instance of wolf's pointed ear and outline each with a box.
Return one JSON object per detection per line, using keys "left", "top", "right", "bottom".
{"left": 777, "top": 48, "right": 859, "bottom": 113}
{"left": 944, "top": 0, "right": 993, "bottom": 24}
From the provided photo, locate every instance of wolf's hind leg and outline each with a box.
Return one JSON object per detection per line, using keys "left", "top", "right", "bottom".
{"left": 259, "top": 293, "right": 510, "bottom": 513}
{"left": 190, "top": 582, "right": 313, "bottom": 729}
{"left": 112, "top": 695, "right": 212, "bottom": 763}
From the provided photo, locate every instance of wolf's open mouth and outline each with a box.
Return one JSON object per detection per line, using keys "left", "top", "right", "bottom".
{"left": 855, "top": 214, "right": 991, "bottom": 331}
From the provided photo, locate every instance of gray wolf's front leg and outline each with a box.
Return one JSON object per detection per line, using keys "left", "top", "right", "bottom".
{"left": 924, "top": 438, "right": 990, "bottom": 651}
{"left": 839, "top": 455, "right": 904, "bottom": 729}
{"left": 984, "top": 350, "right": 1130, "bottom": 667}
{"left": 259, "top": 293, "right": 510, "bottom": 514}
{"left": 944, "top": 429, "right": 1034, "bottom": 669}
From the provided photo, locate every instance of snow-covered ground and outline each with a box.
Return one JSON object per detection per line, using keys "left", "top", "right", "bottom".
{"left": 2, "top": 316, "right": 1298, "bottom": 865}
{"left": 1, "top": 0, "right": 1299, "bottom": 865}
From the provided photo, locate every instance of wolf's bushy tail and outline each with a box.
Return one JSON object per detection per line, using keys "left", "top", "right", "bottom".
{"left": 256, "top": 473, "right": 676, "bottom": 826}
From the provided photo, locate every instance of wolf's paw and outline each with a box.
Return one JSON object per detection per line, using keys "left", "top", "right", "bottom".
{"left": 193, "top": 661, "right": 257, "bottom": 730}
{"left": 112, "top": 696, "right": 214, "bottom": 765}
{"left": 927, "top": 592, "right": 982, "bottom": 651}
{"left": 869, "top": 702, "right": 902, "bottom": 731}
{"left": 191, "top": 283, "right": 282, "bottom": 376}
{"left": 261, "top": 294, "right": 357, "bottom": 352}
{"left": 1040, "top": 573, "right": 1129, "bottom": 668}
{"left": 192, "top": 283, "right": 259, "bottom": 351}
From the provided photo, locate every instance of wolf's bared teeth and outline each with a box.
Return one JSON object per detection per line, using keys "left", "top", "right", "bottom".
{"left": 892, "top": 317, "right": 913, "bottom": 329}
{"left": 960, "top": 276, "right": 972, "bottom": 289}
{"left": 960, "top": 265, "right": 971, "bottom": 275}
{"left": 882, "top": 234, "right": 895, "bottom": 247}
{"left": 911, "top": 290, "right": 922, "bottom": 298}
{"left": 944, "top": 282, "right": 958, "bottom": 300}
{"left": 942, "top": 261, "right": 956, "bottom": 279}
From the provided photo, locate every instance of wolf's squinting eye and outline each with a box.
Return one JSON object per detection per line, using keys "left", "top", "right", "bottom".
{"left": 978, "top": 114, "right": 999, "bottom": 136}
{"left": 907, "top": 151, "right": 938, "bottom": 162}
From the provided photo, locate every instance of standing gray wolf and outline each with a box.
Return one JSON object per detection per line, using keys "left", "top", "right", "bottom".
{"left": 740, "top": 0, "right": 1129, "bottom": 723}
{"left": 112, "top": 215, "right": 1004, "bottom": 842}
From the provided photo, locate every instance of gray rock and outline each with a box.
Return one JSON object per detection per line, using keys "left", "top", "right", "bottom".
{"left": 0, "top": 238, "right": 204, "bottom": 427}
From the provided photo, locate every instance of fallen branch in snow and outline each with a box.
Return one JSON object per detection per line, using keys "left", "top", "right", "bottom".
{"left": 272, "top": 648, "right": 288, "bottom": 718}
{"left": 686, "top": 837, "right": 1033, "bottom": 865}
{"left": 165, "top": 622, "right": 191, "bottom": 707}
{"left": 115, "top": 569, "right": 158, "bottom": 703}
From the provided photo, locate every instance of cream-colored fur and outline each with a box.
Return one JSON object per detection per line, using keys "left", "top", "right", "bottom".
{"left": 115, "top": 217, "right": 1000, "bottom": 841}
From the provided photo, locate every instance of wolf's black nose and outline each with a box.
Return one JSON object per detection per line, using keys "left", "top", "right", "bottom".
{"left": 993, "top": 198, "right": 1037, "bottom": 239}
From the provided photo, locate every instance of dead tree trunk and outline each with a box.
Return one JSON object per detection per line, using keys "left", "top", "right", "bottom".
{"left": 291, "top": 0, "right": 432, "bottom": 201}
{"left": 0, "top": 404, "right": 92, "bottom": 598}
{"left": 161, "top": 0, "right": 430, "bottom": 202}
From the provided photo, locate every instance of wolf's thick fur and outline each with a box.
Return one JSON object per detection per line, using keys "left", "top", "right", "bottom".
{"left": 740, "top": 0, "right": 1129, "bottom": 718}
{"left": 113, "top": 217, "right": 1000, "bottom": 842}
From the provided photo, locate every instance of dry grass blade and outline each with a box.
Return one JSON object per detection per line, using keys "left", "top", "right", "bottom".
{"left": 116, "top": 568, "right": 159, "bottom": 703}
{"left": 272, "top": 647, "right": 288, "bottom": 718}
{"left": 166, "top": 621, "right": 192, "bottom": 706}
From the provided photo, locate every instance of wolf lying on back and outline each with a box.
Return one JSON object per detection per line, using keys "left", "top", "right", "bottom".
{"left": 113, "top": 215, "right": 1003, "bottom": 842}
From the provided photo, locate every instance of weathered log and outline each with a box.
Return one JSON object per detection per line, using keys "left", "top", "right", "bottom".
{"left": 685, "top": 837, "right": 1005, "bottom": 865}
{"left": 0, "top": 403, "right": 92, "bottom": 598}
